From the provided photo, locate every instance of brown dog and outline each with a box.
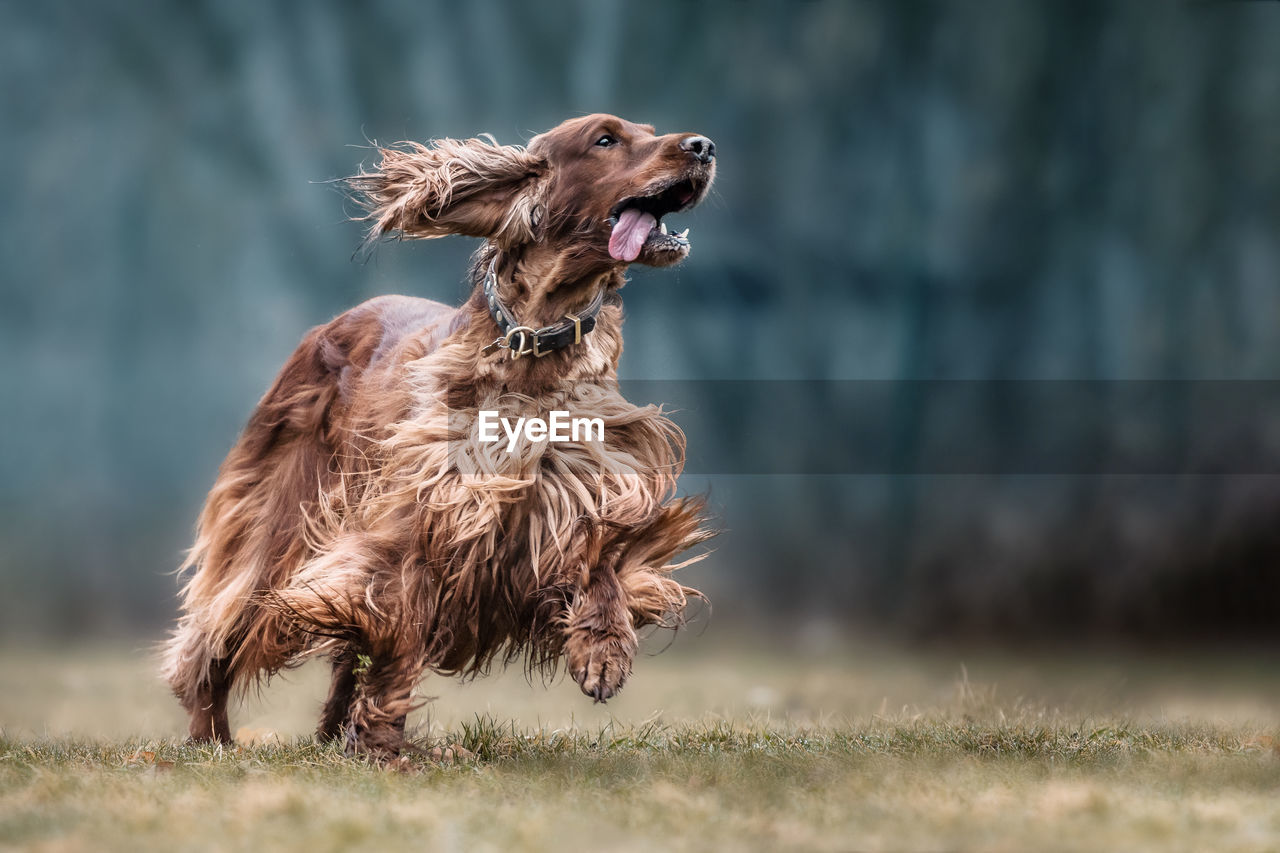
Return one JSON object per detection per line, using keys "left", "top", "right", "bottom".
{"left": 161, "top": 114, "right": 717, "bottom": 758}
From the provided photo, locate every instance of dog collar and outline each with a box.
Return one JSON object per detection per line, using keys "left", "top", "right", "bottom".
{"left": 480, "top": 259, "right": 606, "bottom": 359}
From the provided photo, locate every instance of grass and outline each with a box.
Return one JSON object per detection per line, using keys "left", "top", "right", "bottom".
{"left": 2, "top": 638, "right": 1280, "bottom": 851}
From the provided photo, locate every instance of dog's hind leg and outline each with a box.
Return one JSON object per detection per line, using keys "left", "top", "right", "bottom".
{"left": 178, "top": 654, "right": 234, "bottom": 743}
{"left": 317, "top": 647, "right": 358, "bottom": 742}
{"left": 193, "top": 656, "right": 233, "bottom": 743}
{"left": 163, "top": 625, "right": 235, "bottom": 743}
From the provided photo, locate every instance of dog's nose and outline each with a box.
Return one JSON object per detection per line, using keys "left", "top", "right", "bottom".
{"left": 680, "top": 135, "right": 716, "bottom": 163}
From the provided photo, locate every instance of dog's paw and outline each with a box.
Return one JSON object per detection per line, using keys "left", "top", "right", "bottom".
{"left": 342, "top": 721, "right": 406, "bottom": 764}
{"left": 566, "top": 630, "right": 636, "bottom": 702}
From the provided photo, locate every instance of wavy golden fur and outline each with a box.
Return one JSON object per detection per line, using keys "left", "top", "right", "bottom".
{"left": 161, "top": 114, "right": 718, "bottom": 758}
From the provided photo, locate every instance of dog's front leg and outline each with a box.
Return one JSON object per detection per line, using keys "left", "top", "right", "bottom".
{"left": 343, "top": 643, "right": 424, "bottom": 761}
{"left": 266, "top": 539, "right": 422, "bottom": 760}
{"left": 565, "top": 564, "right": 637, "bottom": 702}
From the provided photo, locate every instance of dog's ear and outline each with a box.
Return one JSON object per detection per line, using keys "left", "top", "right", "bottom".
{"left": 346, "top": 136, "right": 548, "bottom": 249}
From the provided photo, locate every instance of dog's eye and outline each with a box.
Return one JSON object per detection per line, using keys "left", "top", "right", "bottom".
{"left": 594, "top": 134, "right": 617, "bottom": 148}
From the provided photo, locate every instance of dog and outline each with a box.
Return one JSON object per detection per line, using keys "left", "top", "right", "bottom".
{"left": 161, "top": 114, "right": 717, "bottom": 758}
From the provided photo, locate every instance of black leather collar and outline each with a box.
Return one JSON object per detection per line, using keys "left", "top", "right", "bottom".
{"left": 480, "top": 259, "right": 606, "bottom": 359}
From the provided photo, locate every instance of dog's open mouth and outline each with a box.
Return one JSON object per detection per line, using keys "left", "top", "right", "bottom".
{"left": 607, "top": 178, "right": 704, "bottom": 263}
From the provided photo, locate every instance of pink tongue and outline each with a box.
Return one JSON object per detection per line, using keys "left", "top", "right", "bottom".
{"left": 608, "top": 208, "right": 656, "bottom": 262}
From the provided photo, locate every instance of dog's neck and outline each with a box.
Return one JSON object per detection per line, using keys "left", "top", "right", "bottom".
{"left": 487, "top": 248, "right": 621, "bottom": 329}
{"left": 460, "top": 245, "right": 625, "bottom": 382}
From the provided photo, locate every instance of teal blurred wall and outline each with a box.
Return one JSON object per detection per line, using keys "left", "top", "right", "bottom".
{"left": 3, "top": 1, "right": 1280, "bottom": 640}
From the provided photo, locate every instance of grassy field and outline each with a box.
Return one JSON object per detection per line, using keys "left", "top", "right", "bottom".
{"left": 2, "top": 635, "right": 1279, "bottom": 851}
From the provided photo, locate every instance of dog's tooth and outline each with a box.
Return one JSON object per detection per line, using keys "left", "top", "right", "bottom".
{"left": 659, "top": 221, "right": 668, "bottom": 234}
{"left": 677, "top": 228, "right": 689, "bottom": 239}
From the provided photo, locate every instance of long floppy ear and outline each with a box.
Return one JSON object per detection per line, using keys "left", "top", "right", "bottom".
{"left": 345, "top": 136, "right": 548, "bottom": 249}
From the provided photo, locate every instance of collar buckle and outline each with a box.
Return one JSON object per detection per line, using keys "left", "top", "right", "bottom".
{"left": 503, "top": 325, "right": 538, "bottom": 360}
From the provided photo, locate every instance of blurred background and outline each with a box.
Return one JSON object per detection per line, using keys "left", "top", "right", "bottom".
{"left": 3, "top": 0, "right": 1280, "bottom": 647}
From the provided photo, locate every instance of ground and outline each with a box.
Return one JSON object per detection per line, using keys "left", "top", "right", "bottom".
{"left": 2, "top": 634, "right": 1279, "bottom": 851}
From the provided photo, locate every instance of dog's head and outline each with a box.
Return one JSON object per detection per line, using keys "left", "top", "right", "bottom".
{"left": 348, "top": 114, "right": 715, "bottom": 270}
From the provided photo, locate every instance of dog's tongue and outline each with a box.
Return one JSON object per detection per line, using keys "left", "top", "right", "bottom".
{"left": 609, "top": 208, "right": 655, "bottom": 262}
